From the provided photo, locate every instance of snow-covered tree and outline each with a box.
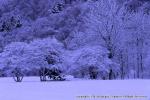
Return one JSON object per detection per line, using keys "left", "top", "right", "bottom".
{"left": 85, "top": 0, "right": 121, "bottom": 59}
{"left": 67, "top": 46, "right": 119, "bottom": 79}
{"left": 119, "top": 7, "right": 150, "bottom": 78}
{"left": 0, "top": 37, "right": 64, "bottom": 76}
{"left": 144, "top": 49, "right": 150, "bottom": 78}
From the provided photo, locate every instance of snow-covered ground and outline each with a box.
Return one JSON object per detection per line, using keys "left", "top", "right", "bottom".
{"left": 0, "top": 77, "right": 150, "bottom": 100}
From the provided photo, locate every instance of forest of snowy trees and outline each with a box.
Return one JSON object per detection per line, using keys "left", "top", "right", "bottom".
{"left": 0, "top": 0, "right": 149, "bottom": 81}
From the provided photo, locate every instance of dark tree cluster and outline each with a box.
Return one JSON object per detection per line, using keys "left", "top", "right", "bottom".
{"left": 52, "top": 3, "right": 65, "bottom": 14}
{"left": 0, "top": 16, "right": 22, "bottom": 32}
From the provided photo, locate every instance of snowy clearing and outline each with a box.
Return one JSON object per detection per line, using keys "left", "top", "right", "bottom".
{"left": 0, "top": 77, "right": 150, "bottom": 100}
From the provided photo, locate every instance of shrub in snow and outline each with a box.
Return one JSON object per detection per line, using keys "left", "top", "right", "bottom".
{"left": 39, "top": 67, "right": 65, "bottom": 81}
{"left": 12, "top": 67, "right": 23, "bottom": 82}
{"left": 64, "top": 75, "right": 74, "bottom": 80}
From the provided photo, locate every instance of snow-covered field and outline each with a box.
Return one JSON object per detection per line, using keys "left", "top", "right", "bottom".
{"left": 0, "top": 77, "right": 150, "bottom": 100}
